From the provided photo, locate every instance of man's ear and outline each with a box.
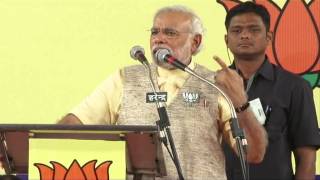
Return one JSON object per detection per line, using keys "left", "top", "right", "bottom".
{"left": 191, "top": 34, "right": 202, "bottom": 54}
{"left": 224, "top": 34, "right": 228, "bottom": 47}
{"left": 266, "top": 31, "right": 273, "bottom": 44}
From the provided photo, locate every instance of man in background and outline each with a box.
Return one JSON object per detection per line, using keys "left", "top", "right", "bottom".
{"left": 218, "top": 2, "right": 320, "bottom": 180}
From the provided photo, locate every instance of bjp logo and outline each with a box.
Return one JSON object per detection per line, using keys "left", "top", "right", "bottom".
{"left": 218, "top": 0, "right": 320, "bottom": 89}
{"left": 34, "top": 160, "right": 113, "bottom": 180}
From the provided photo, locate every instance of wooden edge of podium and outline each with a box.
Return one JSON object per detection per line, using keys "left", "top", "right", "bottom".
{"left": 0, "top": 124, "right": 166, "bottom": 178}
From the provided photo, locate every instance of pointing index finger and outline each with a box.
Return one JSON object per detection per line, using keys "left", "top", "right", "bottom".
{"left": 213, "top": 55, "right": 228, "bottom": 69}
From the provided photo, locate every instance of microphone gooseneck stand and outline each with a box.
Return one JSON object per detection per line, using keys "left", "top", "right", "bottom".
{"left": 155, "top": 48, "right": 249, "bottom": 180}
{"left": 141, "top": 61, "right": 185, "bottom": 180}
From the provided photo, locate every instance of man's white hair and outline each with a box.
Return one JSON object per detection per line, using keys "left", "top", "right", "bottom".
{"left": 154, "top": 5, "right": 204, "bottom": 55}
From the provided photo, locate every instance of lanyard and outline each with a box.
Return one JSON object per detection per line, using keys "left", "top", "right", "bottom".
{"left": 235, "top": 66, "right": 256, "bottom": 93}
{"left": 245, "top": 74, "right": 256, "bottom": 93}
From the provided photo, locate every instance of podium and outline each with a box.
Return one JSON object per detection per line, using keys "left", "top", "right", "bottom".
{"left": 0, "top": 124, "right": 166, "bottom": 179}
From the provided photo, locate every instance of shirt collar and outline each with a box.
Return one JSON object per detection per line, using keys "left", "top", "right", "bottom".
{"left": 258, "top": 57, "right": 274, "bottom": 81}
{"left": 230, "top": 56, "right": 274, "bottom": 81}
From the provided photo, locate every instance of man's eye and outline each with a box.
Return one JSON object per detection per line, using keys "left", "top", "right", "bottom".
{"left": 150, "top": 29, "right": 159, "bottom": 35}
{"left": 251, "top": 28, "right": 261, "bottom": 32}
{"left": 165, "top": 30, "right": 178, "bottom": 36}
{"left": 231, "top": 29, "right": 240, "bottom": 33}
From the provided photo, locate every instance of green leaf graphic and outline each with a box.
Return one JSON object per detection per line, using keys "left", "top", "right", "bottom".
{"left": 302, "top": 73, "right": 319, "bottom": 88}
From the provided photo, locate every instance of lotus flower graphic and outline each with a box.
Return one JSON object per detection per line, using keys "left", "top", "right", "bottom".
{"left": 34, "top": 160, "right": 112, "bottom": 180}
{"left": 217, "top": 0, "right": 320, "bottom": 89}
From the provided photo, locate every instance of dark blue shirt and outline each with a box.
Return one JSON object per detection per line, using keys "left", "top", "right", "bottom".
{"left": 224, "top": 58, "right": 320, "bottom": 180}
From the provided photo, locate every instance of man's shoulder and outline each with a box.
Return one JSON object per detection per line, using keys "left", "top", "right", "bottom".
{"left": 122, "top": 64, "right": 145, "bottom": 71}
{"left": 273, "top": 65, "right": 310, "bottom": 87}
{"left": 195, "top": 63, "right": 215, "bottom": 77}
{"left": 119, "top": 64, "right": 153, "bottom": 84}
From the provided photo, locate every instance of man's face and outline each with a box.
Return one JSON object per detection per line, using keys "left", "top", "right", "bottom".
{"left": 150, "top": 11, "right": 197, "bottom": 69}
{"left": 226, "top": 12, "right": 271, "bottom": 60}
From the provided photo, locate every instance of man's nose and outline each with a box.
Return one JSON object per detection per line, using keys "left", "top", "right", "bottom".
{"left": 240, "top": 30, "right": 250, "bottom": 39}
{"left": 151, "top": 33, "right": 168, "bottom": 44}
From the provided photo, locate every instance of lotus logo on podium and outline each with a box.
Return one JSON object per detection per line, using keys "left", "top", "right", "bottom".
{"left": 34, "top": 160, "right": 113, "bottom": 180}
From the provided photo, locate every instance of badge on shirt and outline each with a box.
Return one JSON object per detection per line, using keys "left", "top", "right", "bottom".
{"left": 249, "top": 98, "right": 266, "bottom": 125}
{"left": 146, "top": 92, "right": 167, "bottom": 103}
{"left": 182, "top": 91, "right": 200, "bottom": 106}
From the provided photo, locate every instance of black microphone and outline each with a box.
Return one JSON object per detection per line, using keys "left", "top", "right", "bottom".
{"left": 131, "top": 47, "right": 185, "bottom": 179}
{"left": 155, "top": 49, "right": 189, "bottom": 71}
{"left": 130, "top": 45, "right": 149, "bottom": 65}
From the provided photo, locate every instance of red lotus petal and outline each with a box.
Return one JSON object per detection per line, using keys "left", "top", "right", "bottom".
{"left": 217, "top": 0, "right": 241, "bottom": 11}
{"left": 274, "top": 0, "right": 319, "bottom": 74}
{"left": 82, "top": 160, "right": 98, "bottom": 180}
{"left": 309, "top": 0, "right": 320, "bottom": 32}
{"left": 50, "top": 161, "right": 67, "bottom": 180}
{"left": 96, "top": 161, "right": 113, "bottom": 180}
{"left": 311, "top": 57, "right": 320, "bottom": 73}
{"left": 34, "top": 163, "right": 54, "bottom": 180}
{"left": 64, "top": 160, "right": 87, "bottom": 180}
{"left": 309, "top": 0, "right": 320, "bottom": 72}
{"left": 254, "top": 0, "right": 280, "bottom": 30}
{"left": 310, "top": 59, "right": 320, "bottom": 73}
{"left": 254, "top": 0, "right": 281, "bottom": 65}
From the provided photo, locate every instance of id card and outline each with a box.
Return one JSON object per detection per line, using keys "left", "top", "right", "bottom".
{"left": 249, "top": 98, "right": 266, "bottom": 125}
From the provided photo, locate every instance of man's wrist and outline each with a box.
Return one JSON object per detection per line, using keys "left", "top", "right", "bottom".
{"left": 235, "top": 101, "right": 250, "bottom": 113}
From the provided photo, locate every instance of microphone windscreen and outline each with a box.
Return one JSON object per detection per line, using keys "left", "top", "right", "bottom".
{"left": 155, "top": 48, "right": 171, "bottom": 62}
{"left": 130, "top": 45, "right": 145, "bottom": 60}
